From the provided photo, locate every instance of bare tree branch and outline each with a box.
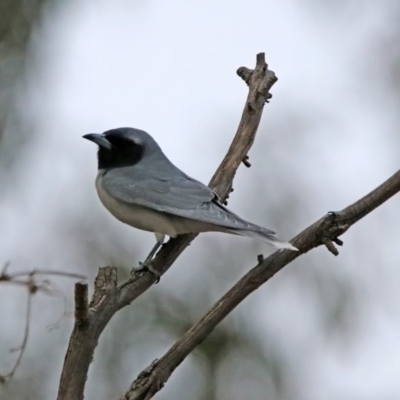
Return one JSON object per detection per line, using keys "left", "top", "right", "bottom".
{"left": 57, "top": 52, "right": 278, "bottom": 400}
{"left": 4, "top": 269, "right": 87, "bottom": 280}
{"left": 121, "top": 167, "right": 400, "bottom": 399}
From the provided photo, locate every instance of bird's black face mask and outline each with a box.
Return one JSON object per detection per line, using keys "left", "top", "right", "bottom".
{"left": 83, "top": 133, "right": 144, "bottom": 169}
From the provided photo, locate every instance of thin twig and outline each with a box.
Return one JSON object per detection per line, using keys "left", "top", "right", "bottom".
{"left": 1, "top": 291, "right": 32, "bottom": 382}
{"left": 1, "top": 269, "right": 87, "bottom": 281}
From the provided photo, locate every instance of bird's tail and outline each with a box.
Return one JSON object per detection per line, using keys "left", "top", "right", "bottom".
{"left": 228, "top": 228, "right": 298, "bottom": 251}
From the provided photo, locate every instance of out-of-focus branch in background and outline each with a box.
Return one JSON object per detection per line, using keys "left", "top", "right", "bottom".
{"left": 0, "top": 264, "right": 86, "bottom": 382}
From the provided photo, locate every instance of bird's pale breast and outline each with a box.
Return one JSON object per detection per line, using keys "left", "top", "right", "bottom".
{"left": 95, "top": 171, "right": 181, "bottom": 237}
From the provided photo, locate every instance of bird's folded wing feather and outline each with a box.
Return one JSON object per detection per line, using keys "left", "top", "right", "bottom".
{"left": 101, "top": 167, "right": 274, "bottom": 233}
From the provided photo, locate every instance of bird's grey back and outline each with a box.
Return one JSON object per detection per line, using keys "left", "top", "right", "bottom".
{"left": 101, "top": 159, "right": 277, "bottom": 240}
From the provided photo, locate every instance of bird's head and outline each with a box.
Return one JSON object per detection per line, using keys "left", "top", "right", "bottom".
{"left": 83, "top": 127, "right": 161, "bottom": 170}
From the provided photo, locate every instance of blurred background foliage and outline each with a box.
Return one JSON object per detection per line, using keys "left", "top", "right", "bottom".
{"left": 0, "top": 0, "right": 49, "bottom": 185}
{"left": 1, "top": 1, "right": 400, "bottom": 400}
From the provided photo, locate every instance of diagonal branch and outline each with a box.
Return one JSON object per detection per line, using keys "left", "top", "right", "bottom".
{"left": 121, "top": 168, "right": 400, "bottom": 400}
{"left": 57, "top": 52, "right": 278, "bottom": 400}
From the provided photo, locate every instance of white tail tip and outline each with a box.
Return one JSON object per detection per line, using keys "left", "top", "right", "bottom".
{"left": 273, "top": 241, "right": 298, "bottom": 251}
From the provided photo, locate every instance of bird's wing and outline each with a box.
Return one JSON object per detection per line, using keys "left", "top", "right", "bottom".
{"left": 101, "top": 166, "right": 271, "bottom": 232}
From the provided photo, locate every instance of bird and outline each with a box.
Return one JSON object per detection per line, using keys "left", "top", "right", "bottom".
{"left": 83, "top": 127, "right": 297, "bottom": 274}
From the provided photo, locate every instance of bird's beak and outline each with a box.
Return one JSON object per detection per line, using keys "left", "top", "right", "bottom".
{"left": 82, "top": 133, "right": 112, "bottom": 151}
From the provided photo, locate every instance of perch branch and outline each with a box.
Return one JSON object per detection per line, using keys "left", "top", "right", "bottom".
{"left": 122, "top": 168, "right": 400, "bottom": 400}
{"left": 57, "top": 52, "right": 276, "bottom": 400}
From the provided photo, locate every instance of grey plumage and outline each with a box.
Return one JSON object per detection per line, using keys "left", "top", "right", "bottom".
{"left": 83, "top": 127, "right": 297, "bottom": 260}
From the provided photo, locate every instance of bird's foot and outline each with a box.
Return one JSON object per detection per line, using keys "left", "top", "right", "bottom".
{"left": 132, "top": 260, "right": 161, "bottom": 283}
{"left": 327, "top": 210, "right": 343, "bottom": 217}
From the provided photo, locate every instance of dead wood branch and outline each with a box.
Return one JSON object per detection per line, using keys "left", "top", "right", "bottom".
{"left": 57, "top": 52, "right": 277, "bottom": 400}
